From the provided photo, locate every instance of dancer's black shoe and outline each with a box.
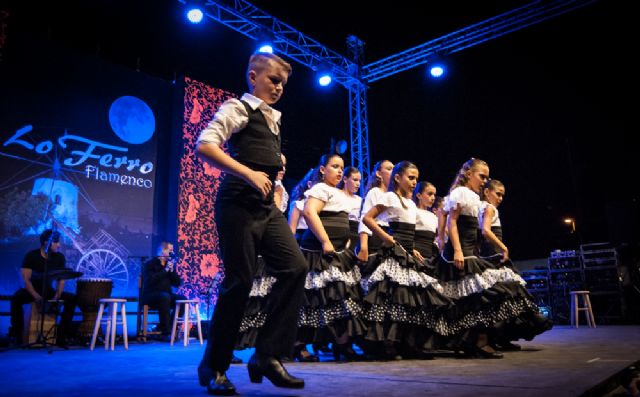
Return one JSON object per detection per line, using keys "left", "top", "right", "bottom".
{"left": 247, "top": 352, "right": 305, "bottom": 388}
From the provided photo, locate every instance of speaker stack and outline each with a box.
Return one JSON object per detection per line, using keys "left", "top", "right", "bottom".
{"left": 522, "top": 244, "right": 625, "bottom": 324}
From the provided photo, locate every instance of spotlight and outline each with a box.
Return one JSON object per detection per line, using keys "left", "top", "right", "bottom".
{"left": 335, "top": 139, "right": 348, "bottom": 155}
{"left": 257, "top": 44, "right": 273, "bottom": 54}
{"left": 429, "top": 64, "right": 445, "bottom": 78}
{"left": 426, "top": 54, "right": 447, "bottom": 79}
{"left": 255, "top": 30, "right": 275, "bottom": 54}
{"left": 185, "top": 1, "right": 204, "bottom": 24}
{"left": 314, "top": 62, "right": 333, "bottom": 87}
{"left": 318, "top": 73, "right": 332, "bottom": 87}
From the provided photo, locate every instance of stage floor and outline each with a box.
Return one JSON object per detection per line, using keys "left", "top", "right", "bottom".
{"left": 1, "top": 325, "right": 639, "bottom": 397}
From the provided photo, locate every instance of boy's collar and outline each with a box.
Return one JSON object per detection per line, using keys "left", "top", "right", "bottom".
{"left": 241, "top": 93, "right": 267, "bottom": 110}
{"left": 241, "top": 93, "right": 281, "bottom": 121}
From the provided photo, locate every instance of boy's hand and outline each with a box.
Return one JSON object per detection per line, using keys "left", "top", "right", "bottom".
{"left": 246, "top": 170, "right": 272, "bottom": 199}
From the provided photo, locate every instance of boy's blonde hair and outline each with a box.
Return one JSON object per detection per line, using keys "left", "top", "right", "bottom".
{"left": 246, "top": 53, "right": 292, "bottom": 88}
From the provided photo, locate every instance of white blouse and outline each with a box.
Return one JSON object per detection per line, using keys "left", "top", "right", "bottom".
{"left": 416, "top": 208, "right": 438, "bottom": 232}
{"left": 344, "top": 193, "right": 363, "bottom": 222}
{"left": 304, "top": 183, "right": 352, "bottom": 213}
{"left": 358, "top": 187, "right": 389, "bottom": 235}
{"left": 376, "top": 192, "right": 417, "bottom": 225}
{"left": 479, "top": 201, "right": 502, "bottom": 228}
{"left": 275, "top": 180, "right": 289, "bottom": 213}
{"left": 444, "top": 186, "right": 481, "bottom": 218}
{"left": 290, "top": 199, "right": 308, "bottom": 229}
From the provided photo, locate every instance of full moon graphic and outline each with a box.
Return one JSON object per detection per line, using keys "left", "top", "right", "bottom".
{"left": 108, "top": 96, "right": 155, "bottom": 144}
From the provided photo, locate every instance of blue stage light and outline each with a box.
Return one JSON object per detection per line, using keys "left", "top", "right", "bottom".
{"left": 186, "top": 8, "right": 204, "bottom": 24}
{"left": 255, "top": 30, "right": 275, "bottom": 54}
{"left": 318, "top": 73, "right": 332, "bottom": 87}
{"left": 429, "top": 64, "right": 445, "bottom": 78}
{"left": 257, "top": 44, "right": 273, "bottom": 54}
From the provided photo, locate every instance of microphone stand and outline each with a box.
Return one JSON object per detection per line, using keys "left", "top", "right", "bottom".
{"left": 131, "top": 255, "right": 147, "bottom": 342}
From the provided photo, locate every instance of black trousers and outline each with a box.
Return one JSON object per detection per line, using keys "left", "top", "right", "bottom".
{"left": 142, "top": 291, "right": 186, "bottom": 334}
{"left": 10, "top": 287, "right": 77, "bottom": 344}
{"left": 201, "top": 201, "right": 308, "bottom": 373}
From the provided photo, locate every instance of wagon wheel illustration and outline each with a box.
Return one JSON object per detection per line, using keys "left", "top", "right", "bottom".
{"left": 76, "top": 248, "right": 129, "bottom": 291}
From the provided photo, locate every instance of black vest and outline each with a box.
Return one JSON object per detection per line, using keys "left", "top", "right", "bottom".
{"left": 217, "top": 100, "right": 283, "bottom": 204}
{"left": 227, "top": 100, "right": 282, "bottom": 169}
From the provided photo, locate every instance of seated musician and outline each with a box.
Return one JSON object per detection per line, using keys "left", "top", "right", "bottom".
{"left": 141, "top": 241, "right": 185, "bottom": 341}
{"left": 9, "top": 229, "right": 78, "bottom": 346}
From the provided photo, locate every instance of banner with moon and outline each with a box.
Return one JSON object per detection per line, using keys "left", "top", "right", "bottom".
{"left": 0, "top": 34, "right": 173, "bottom": 298}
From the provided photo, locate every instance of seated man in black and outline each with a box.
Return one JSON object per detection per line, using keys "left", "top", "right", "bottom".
{"left": 141, "top": 241, "right": 185, "bottom": 341}
{"left": 10, "top": 229, "right": 78, "bottom": 346}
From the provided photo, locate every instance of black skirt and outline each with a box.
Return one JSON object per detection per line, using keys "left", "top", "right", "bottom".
{"left": 360, "top": 222, "right": 453, "bottom": 350}
{"left": 297, "top": 211, "right": 366, "bottom": 344}
{"left": 433, "top": 216, "right": 551, "bottom": 347}
{"left": 479, "top": 226, "right": 503, "bottom": 257}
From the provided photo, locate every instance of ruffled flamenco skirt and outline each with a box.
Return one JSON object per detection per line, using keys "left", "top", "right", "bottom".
{"left": 295, "top": 246, "right": 367, "bottom": 345}
{"left": 434, "top": 247, "right": 553, "bottom": 349}
{"left": 359, "top": 243, "right": 454, "bottom": 352}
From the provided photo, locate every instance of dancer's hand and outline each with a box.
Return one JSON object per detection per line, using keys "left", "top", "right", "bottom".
{"left": 322, "top": 241, "right": 336, "bottom": 256}
{"left": 357, "top": 246, "right": 368, "bottom": 262}
{"left": 246, "top": 170, "right": 272, "bottom": 199}
{"left": 435, "top": 236, "right": 445, "bottom": 251}
{"left": 501, "top": 248, "right": 510, "bottom": 263}
{"left": 453, "top": 250, "right": 464, "bottom": 270}
{"left": 382, "top": 236, "right": 395, "bottom": 247}
{"left": 413, "top": 249, "right": 425, "bottom": 263}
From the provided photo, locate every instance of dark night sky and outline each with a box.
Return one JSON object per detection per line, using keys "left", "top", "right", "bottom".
{"left": 2, "top": 0, "right": 636, "bottom": 259}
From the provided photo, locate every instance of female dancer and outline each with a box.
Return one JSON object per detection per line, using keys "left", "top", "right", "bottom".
{"left": 434, "top": 158, "right": 551, "bottom": 358}
{"left": 413, "top": 181, "right": 440, "bottom": 264}
{"left": 298, "top": 154, "right": 366, "bottom": 361}
{"left": 361, "top": 161, "right": 451, "bottom": 359}
{"left": 337, "top": 166, "right": 363, "bottom": 251}
{"left": 357, "top": 160, "right": 394, "bottom": 263}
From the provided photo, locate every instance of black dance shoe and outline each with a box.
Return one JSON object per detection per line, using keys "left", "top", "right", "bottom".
{"left": 293, "top": 344, "right": 319, "bottom": 362}
{"left": 198, "top": 363, "right": 214, "bottom": 387}
{"left": 472, "top": 345, "right": 504, "bottom": 359}
{"left": 418, "top": 349, "right": 436, "bottom": 360}
{"left": 207, "top": 372, "right": 236, "bottom": 396}
{"left": 247, "top": 352, "right": 305, "bottom": 389}
{"left": 496, "top": 341, "right": 521, "bottom": 351}
{"left": 383, "top": 343, "right": 403, "bottom": 361}
{"left": 198, "top": 355, "right": 242, "bottom": 387}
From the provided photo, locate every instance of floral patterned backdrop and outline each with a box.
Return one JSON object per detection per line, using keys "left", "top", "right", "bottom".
{"left": 176, "top": 77, "right": 235, "bottom": 317}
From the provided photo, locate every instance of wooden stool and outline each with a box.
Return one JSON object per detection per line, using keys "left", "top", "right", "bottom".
{"left": 170, "top": 299, "right": 203, "bottom": 346}
{"left": 90, "top": 298, "right": 129, "bottom": 350}
{"left": 570, "top": 291, "right": 596, "bottom": 328}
